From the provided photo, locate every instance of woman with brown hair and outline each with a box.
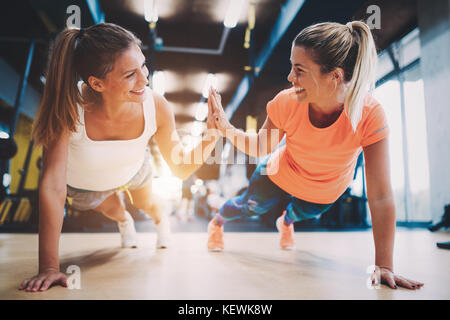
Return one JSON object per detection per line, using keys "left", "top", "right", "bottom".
{"left": 208, "top": 21, "right": 424, "bottom": 290}
{"left": 19, "top": 23, "right": 219, "bottom": 292}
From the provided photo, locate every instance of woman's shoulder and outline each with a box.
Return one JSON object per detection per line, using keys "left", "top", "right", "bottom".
{"left": 151, "top": 88, "right": 170, "bottom": 112}
{"left": 266, "top": 88, "right": 304, "bottom": 129}
{"left": 363, "top": 92, "right": 381, "bottom": 107}
{"left": 361, "top": 93, "right": 384, "bottom": 119}
{"left": 272, "top": 87, "right": 297, "bottom": 103}
{"left": 268, "top": 87, "right": 301, "bottom": 110}
{"left": 151, "top": 88, "right": 173, "bottom": 129}
{"left": 357, "top": 93, "right": 389, "bottom": 145}
{"left": 356, "top": 93, "right": 388, "bottom": 134}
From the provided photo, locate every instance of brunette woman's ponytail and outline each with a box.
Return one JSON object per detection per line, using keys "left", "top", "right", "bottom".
{"left": 32, "top": 28, "right": 83, "bottom": 147}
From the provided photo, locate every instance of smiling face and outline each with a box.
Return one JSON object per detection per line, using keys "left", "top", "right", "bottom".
{"left": 287, "top": 45, "right": 340, "bottom": 107}
{"left": 88, "top": 44, "right": 149, "bottom": 105}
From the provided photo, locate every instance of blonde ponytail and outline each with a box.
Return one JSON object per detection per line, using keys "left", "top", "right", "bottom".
{"left": 344, "top": 21, "right": 378, "bottom": 131}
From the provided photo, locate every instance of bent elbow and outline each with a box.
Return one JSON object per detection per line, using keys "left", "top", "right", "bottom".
{"left": 39, "top": 186, "right": 67, "bottom": 205}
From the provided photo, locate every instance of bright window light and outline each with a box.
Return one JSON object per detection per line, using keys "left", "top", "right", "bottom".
{"left": 224, "top": 0, "right": 245, "bottom": 28}
{"left": 202, "top": 73, "right": 217, "bottom": 98}
{"left": 152, "top": 71, "right": 165, "bottom": 95}
{"left": 195, "top": 102, "right": 208, "bottom": 121}
{"left": 144, "top": 0, "right": 158, "bottom": 22}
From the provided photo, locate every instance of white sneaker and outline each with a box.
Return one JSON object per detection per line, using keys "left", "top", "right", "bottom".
{"left": 155, "top": 213, "right": 171, "bottom": 249}
{"left": 118, "top": 210, "right": 138, "bottom": 248}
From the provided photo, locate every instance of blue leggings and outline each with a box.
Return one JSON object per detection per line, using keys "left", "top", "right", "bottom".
{"left": 219, "top": 157, "right": 333, "bottom": 223}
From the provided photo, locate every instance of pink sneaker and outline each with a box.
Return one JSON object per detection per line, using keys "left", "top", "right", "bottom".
{"left": 276, "top": 211, "right": 296, "bottom": 250}
{"left": 207, "top": 219, "right": 224, "bottom": 251}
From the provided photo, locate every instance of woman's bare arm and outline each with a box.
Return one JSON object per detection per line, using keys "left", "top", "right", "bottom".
{"left": 209, "top": 89, "right": 285, "bottom": 157}
{"left": 38, "top": 132, "right": 69, "bottom": 272}
{"left": 19, "top": 131, "right": 70, "bottom": 292}
{"left": 364, "top": 138, "right": 423, "bottom": 290}
{"left": 152, "top": 92, "right": 220, "bottom": 180}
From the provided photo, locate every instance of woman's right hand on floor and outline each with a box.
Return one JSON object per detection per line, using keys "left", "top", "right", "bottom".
{"left": 19, "top": 269, "right": 68, "bottom": 292}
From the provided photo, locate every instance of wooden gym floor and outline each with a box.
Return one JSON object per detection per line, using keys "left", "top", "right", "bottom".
{"left": 0, "top": 229, "right": 449, "bottom": 300}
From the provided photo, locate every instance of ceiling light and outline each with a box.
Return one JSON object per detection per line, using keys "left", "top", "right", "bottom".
{"left": 224, "top": 0, "right": 245, "bottom": 28}
{"left": 144, "top": 0, "right": 158, "bottom": 22}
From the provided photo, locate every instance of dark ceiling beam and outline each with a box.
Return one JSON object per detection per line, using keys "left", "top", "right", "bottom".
{"left": 144, "top": 27, "right": 231, "bottom": 56}
{"left": 225, "top": 0, "right": 307, "bottom": 119}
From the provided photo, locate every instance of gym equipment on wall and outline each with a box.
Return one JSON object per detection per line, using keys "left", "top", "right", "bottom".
{"left": 0, "top": 40, "right": 38, "bottom": 231}
{"left": 0, "top": 139, "right": 39, "bottom": 232}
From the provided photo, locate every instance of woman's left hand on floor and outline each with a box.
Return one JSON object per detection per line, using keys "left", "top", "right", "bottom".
{"left": 374, "top": 267, "right": 424, "bottom": 290}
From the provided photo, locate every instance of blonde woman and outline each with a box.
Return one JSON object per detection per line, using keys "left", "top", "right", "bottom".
{"left": 19, "top": 23, "right": 219, "bottom": 292}
{"left": 208, "top": 21, "right": 424, "bottom": 290}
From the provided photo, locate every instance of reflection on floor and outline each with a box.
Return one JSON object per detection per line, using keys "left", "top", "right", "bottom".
{"left": 144, "top": 214, "right": 277, "bottom": 233}
{"left": 0, "top": 230, "right": 448, "bottom": 300}
{"left": 69, "top": 211, "right": 371, "bottom": 234}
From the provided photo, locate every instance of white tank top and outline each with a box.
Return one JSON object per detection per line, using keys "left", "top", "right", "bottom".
{"left": 67, "top": 85, "right": 157, "bottom": 191}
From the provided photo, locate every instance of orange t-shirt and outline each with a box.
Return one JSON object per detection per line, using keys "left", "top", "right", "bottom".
{"left": 266, "top": 88, "right": 389, "bottom": 204}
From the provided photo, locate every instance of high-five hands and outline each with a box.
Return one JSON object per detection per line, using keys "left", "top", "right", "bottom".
{"left": 205, "top": 88, "right": 218, "bottom": 132}
{"left": 208, "top": 87, "right": 233, "bottom": 137}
